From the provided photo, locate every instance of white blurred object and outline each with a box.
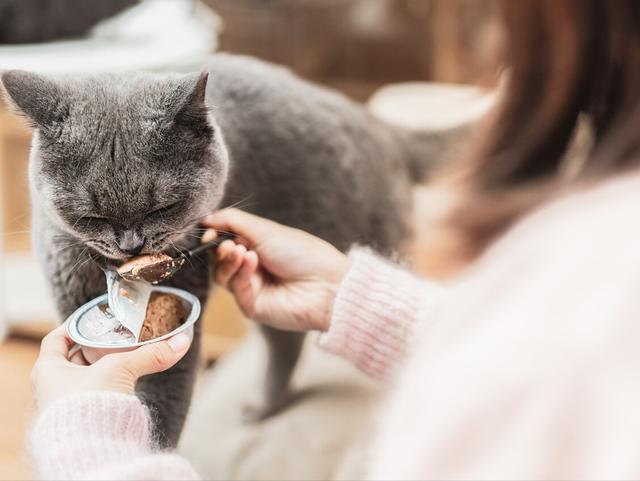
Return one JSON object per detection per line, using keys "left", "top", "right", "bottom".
{"left": 0, "top": 0, "right": 222, "bottom": 74}
{"left": 368, "top": 82, "right": 496, "bottom": 131}
{"left": 1, "top": 254, "right": 55, "bottom": 326}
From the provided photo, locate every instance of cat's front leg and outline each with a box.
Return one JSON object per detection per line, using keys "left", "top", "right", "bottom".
{"left": 135, "top": 252, "right": 211, "bottom": 447}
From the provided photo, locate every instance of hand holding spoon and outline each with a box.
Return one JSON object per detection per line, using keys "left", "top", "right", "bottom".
{"left": 117, "top": 232, "right": 235, "bottom": 284}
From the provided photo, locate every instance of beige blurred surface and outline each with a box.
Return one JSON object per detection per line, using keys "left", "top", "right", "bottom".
{"left": 0, "top": 338, "right": 38, "bottom": 481}
{"left": 0, "top": 103, "right": 32, "bottom": 253}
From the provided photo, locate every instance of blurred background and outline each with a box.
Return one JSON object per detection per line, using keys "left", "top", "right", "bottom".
{"left": 0, "top": 0, "right": 499, "bottom": 479}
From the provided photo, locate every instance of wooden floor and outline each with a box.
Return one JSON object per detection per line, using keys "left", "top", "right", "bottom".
{"left": 0, "top": 337, "right": 39, "bottom": 481}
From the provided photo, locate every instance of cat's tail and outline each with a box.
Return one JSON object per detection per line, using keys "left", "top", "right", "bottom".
{"left": 402, "top": 123, "right": 473, "bottom": 183}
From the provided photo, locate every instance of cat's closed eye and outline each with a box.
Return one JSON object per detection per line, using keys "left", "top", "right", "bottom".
{"left": 145, "top": 202, "right": 180, "bottom": 220}
{"left": 79, "top": 215, "right": 109, "bottom": 226}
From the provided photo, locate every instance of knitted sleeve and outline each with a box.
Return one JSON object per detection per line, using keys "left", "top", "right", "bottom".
{"left": 30, "top": 392, "right": 199, "bottom": 480}
{"left": 320, "top": 248, "right": 445, "bottom": 379}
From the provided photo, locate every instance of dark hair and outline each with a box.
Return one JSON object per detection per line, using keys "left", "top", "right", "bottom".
{"left": 448, "top": 0, "right": 640, "bottom": 261}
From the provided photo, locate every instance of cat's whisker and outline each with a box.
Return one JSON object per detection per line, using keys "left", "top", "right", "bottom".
{"left": 70, "top": 210, "right": 93, "bottom": 232}
{"left": 172, "top": 232, "right": 205, "bottom": 240}
{"left": 66, "top": 247, "right": 90, "bottom": 278}
{"left": 186, "top": 201, "right": 257, "bottom": 227}
{"left": 220, "top": 193, "right": 256, "bottom": 211}
{"left": 51, "top": 241, "right": 86, "bottom": 254}
{"left": 6, "top": 212, "right": 31, "bottom": 222}
{"left": 185, "top": 203, "right": 245, "bottom": 225}
{"left": 210, "top": 228, "right": 236, "bottom": 237}
{"left": 172, "top": 225, "right": 235, "bottom": 238}
{"left": 51, "top": 237, "right": 84, "bottom": 247}
{"left": 0, "top": 229, "right": 32, "bottom": 237}
{"left": 70, "top": 256, "right": 94, "bottom": 278}
{"left": 171, "top": 239, "right": 196, "bottom": 269}
{"left": 83, "top": 239, "right": 117, "bottom": 260}
{"left": 219, "top": 201, "right": 257, "bottom": 213}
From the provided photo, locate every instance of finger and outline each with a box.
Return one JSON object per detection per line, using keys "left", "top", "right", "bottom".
{"left": 213, "top": 241, "right": 239, "bottom": 287}
{"left": 201, "top": 208, "right": 279, "bottom": 246}
{"left": 248, "top": 252, "right": 265, "bottom": 293}
{"left": 69, "top": 348, "right": 89, "bottom": 366}
{"left": 229, "top": 250, "right": 259, "bottom": 299}
{"left": 100, "top": 332, "right": 192, "bottom": 379}
{"left": 216, "top": 244, "right": 246, "bottom": 288}
{"left": 201, "top": 228, "right": 217, "bottom": 244}
{"left": 39, "top": 323, "right": 75, "bottom": 360}
{"left": 216, "top": 239, "right": 236, "bottom": 262}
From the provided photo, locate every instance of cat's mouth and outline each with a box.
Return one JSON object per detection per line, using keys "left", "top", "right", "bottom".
{"left": 85, "top": 231, "right": 193, "bottom": 261}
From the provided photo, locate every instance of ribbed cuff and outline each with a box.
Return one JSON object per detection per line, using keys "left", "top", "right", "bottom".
{"left": 320, "top": 248, "right": 443, "bottom": 379}
{"left": 31, "top": 392, "right": 152, "bottom": 480}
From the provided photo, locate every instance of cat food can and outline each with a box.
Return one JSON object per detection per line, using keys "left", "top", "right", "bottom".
{"left": 66, "top": 286, "right": 201, "bottom": 364}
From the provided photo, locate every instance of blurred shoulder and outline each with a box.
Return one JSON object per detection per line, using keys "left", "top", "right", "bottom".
{"left": 488, "top": 171, "right": 640, "bottom": 266}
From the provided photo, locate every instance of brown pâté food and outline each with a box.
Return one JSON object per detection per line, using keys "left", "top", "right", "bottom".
{"left": 139, "top": 292, "right": 188, "bottom": 342}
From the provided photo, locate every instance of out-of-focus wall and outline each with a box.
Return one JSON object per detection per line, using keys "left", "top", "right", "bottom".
{"left": 206, "top": 0, "right": 501, "bottom": 99}
{"left": 0, "top": 107, "right": 30, "bottom": 254}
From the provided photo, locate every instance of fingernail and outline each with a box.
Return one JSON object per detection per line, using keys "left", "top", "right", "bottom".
{"left": 203, "top": 214, "right": 216, "bottom": 223}
{"left": 167, "top": 333, "right": 190, "bottom": 353}
{"left": 201, "top": 229, "right": 217, "bottom": 243}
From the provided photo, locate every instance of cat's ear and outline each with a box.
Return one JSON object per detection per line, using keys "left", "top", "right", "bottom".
{"left": 171, "top": 72, "right": 211, "bottom": 136}
{"left": 0, "top": 70, "right": 68, "bottom": 128}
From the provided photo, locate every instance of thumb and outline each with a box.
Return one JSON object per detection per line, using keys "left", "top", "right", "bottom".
{"left": 108, "top": 332, "right": 192, "bottom": 378}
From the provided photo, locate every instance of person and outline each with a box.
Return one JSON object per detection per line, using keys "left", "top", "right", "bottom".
{"left": 29, "top": 0, "right": 640, "bottom": 479}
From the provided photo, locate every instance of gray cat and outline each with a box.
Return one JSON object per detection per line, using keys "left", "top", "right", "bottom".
{"left": 1, "top": 54, "right": 461, "bottom": 447}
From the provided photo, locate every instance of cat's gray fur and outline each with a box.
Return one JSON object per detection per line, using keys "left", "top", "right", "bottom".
{"left": 1, "top": 54, "right": 462, "bottom": 447}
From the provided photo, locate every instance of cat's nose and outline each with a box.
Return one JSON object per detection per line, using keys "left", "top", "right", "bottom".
{"left": 121, "top": 242, "right": 144, "bottom": 256}
{"left": 117, "top": 230, "right": 146, "bottom": 256}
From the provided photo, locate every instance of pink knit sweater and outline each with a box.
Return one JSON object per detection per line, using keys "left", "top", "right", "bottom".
{"left": 30, "top": 173, "right": 640, "bottom": 479}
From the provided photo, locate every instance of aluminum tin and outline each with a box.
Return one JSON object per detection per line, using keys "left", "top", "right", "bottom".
{"left": 66, "top": 285, "right": 201, "bottom": 350}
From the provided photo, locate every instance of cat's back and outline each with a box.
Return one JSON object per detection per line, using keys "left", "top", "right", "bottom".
{"left": 204, "top": 54, "right": 411, "bottom": 252}
{"left": 203, "top": 53, "right": 393, "bottom": 146}
{"left": 203, "top": 53, "right": 404, "bottom": 173}
{"left": 204, "top": 53, "right": 357, "bottom": 114}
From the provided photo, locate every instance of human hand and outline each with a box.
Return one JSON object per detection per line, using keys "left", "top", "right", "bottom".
{"left": 201, "top": 209, "right": 351, "bottom": 332}
{"left": 32, "top": 324, "right": 191, "bottom": 409}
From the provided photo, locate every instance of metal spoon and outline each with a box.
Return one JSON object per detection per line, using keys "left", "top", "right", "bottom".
{"left": 117, "top": 232, "right": 236, "bottom": 284}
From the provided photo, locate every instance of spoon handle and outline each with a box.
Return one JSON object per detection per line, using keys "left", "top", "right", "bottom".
{"left": 182, "top": 232, "right": 236, "bottom": 259}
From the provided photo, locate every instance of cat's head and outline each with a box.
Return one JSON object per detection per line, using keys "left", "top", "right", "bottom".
{"left": 1, "top": 70, "right": 228, "bottom": 260}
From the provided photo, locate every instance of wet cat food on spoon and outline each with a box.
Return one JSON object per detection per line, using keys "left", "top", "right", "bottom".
{"left": 117, "top": 253, "right": 183, "bottom": 283}
{"left": 117, "top": 232, "right": 236, "bottom": 284}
